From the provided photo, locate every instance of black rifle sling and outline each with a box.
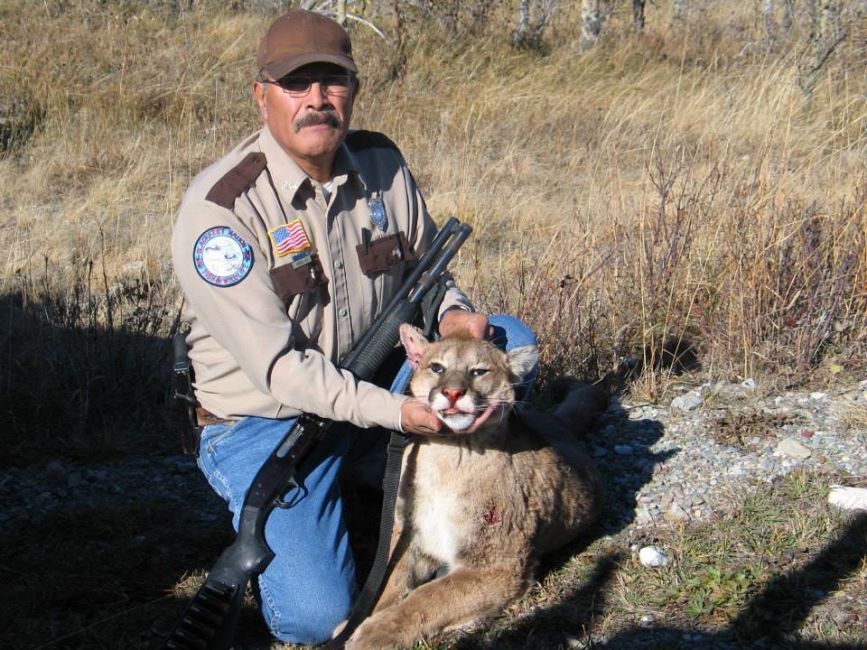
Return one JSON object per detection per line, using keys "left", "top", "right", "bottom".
{"left": 325, "top": 430, "right": 406, "bottom": 649}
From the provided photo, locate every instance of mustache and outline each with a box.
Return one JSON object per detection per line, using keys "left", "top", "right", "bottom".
{"left": 293, "top": 110, "right": 341, "bottom": 133}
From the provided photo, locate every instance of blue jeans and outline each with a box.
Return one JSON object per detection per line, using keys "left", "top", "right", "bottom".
{"left": 196, "top": 315, "right": 536, "bottom": 644}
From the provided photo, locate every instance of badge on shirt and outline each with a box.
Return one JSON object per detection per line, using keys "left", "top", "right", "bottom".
{"left": 268, "top": 219, "right": 311, "bottom": 258}
{"left": 193, "top": 227, "right": 254, "bottom": 287}
{"left": 368, "top": 194, "right": 388, "bottom": 232}
{"left": 291, "top": 251, "right": 313, "bottom": 269}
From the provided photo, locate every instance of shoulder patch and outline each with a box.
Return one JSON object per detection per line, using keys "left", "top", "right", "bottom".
{"left": 345, "top": 130, "right": 400, "bottom": 153}
{"left": 205, "top": 152, "right": 267, "bottom": 209}
{"left": 193, "top": 227, "right": 254, "bottom": 287}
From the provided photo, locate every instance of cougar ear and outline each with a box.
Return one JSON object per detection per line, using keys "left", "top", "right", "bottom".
{"left": 399, "top": 323, "right": 430, "bottom": 368}
{"left": 506, "top": 345, "right": 539, "bottom": 382}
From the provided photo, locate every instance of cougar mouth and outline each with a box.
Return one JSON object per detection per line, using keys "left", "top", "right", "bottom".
{"left": 437, "top": 410, "right": 477, "bottom": 432}
{"left": 434, "top": 399, "right": 503, "bottom": 433}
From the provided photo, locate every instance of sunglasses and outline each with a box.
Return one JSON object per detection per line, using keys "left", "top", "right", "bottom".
{"left": 263, "top": 73, "right": 355, "bottom": 97}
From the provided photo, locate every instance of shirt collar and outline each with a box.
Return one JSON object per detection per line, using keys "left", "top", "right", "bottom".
{"left": 258, "top": 126, "right": 364, "bottom": 199}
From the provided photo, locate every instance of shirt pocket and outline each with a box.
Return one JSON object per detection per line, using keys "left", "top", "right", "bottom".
{"left": 355, "top": 232, "right": 411, "bottom": 277}
{"left": 355, "top": 232, "right": 413, "bottom": 316}
{"left": 269, "top": 255, "right": 330, "bottom": 307}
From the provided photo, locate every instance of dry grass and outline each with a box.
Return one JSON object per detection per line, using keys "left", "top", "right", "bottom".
{"left": 0, "top": 1, "right": 866, "bottom": 648}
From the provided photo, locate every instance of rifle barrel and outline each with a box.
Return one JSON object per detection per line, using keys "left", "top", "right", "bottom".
{"left": 340, "top": 216, "right": 463, "bottom": 371}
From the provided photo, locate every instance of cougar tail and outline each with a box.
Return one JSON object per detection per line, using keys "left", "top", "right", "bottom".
{"left": 549, "top": 377, "right": 609, "bottom": 436}
{"left": 516, "top": 377, "right": 609, "bottom": 444}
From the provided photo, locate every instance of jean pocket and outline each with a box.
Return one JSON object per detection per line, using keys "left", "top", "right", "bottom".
{"left": 197, "top": 419, "right": 247, "bottom": 505}
{"left": 199, "top": 418, "right": 244, "bottom": 454}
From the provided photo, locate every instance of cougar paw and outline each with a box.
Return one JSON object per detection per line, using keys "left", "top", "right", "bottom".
{"left": 332, "top": 618, "right": 348, "bottom": 637}
{"left": 345, "top": 615, "right": 407, "bottom": 650}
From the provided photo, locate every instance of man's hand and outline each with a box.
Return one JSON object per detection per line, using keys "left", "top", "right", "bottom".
{"left": 439, "top": 310, "right": 490, "bottom": 340}
{"left": 400, "top": 400, "right": 443, "bottom": 435}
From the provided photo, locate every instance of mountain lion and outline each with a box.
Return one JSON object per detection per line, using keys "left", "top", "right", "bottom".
{"left": 345, "top": 324, "right": 604, "bottom": 650}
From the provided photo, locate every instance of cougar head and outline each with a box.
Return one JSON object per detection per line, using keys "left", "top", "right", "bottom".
{"left": 399, "top": 323, "right": 539, "bottom": 432}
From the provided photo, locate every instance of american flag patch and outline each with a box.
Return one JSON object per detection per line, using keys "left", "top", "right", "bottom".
{"left": 268, "top": 220, "right": 310, "bottom": 257}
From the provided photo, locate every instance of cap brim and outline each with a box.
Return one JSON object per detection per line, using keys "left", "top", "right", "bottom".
{"left": 264, "top": 52, "right": 357, "bottom": 80}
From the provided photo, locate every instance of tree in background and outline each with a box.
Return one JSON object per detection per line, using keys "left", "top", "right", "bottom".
{"left": 513, "top": 0, "right": 561, "bottom": 49}
{"left": 195, "top": 0, "right": 858, "bottom": 92}
{"left": 580, "top": 0, "right": 604, "bottom": 50}
{"left": 800, "top": 0, "right": 844, "bottom": 97}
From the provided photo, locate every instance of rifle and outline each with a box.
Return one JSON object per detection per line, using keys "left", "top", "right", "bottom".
{"left": 162, "top": 217, "right": 472, "bottom": 650}
{"left": 171, "top": 329, "right": 201, "bottom": 456}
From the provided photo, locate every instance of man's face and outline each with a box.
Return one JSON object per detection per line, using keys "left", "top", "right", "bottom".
{"left": 254, "top": 63, "right": 357, "bottom": 177}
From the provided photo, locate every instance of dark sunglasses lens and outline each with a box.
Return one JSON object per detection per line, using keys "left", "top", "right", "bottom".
{"left": 274, "top": 74, "right": 352, "bottom": 95}
{"left": 277, "top": 76, "right": 312, "bottom": 93}
{"left": 322, "top": 75, "right": 350, "bottom": 89}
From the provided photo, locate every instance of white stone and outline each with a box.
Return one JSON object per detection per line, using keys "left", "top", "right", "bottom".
{"left": 828, "top": 486, "right": 867, "bottom": 511}
{"left": 639, "top": 546, "right": 669, "bottom": 567}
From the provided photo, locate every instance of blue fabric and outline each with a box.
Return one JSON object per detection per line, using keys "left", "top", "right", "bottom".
{"left": 198, "top": 418, "right": 355, "bottom": 643}
{"left": 195, "top": 313, "right": 536, "bottom": 643}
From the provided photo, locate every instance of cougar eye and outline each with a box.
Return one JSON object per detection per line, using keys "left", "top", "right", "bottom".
{"left": 428, "top": 362, "right": 445, "bottom": 374}
{"left": 471, "top": 367, "right": 489, "bottom": 377}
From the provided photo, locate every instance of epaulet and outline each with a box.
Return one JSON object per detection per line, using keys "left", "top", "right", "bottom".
{"left": 205, "top": 152, "right": 267, "bottom": 209}
{"left": 345, "top": 130, "right": 400, "bottom": 152}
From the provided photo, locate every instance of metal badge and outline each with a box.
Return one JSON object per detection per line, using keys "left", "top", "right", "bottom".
{"left": 369, "top": 195, "right": 387, "bottom": 232}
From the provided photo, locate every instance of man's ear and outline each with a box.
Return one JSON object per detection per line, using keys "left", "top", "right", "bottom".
{"left": 399, "top": 323, "right": 429, "bottom": 368}
{"left": 253, "top": 81, "right": 267, "bottom": 120}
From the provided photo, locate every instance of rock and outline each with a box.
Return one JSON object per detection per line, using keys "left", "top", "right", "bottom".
{"left": 635, "top": 508, "right": 656, "bottom": 526}
{"left": 671, "top": 391, "right": 704, "bottom": 412}
{"left": 828, "top": 486, "right": 867, "bottom": 512}
{"left": 45, "top": 461, "right": 67, "bottom": 486}
{"left": 663, "top": 501, "right": 690, "bottom": 522}
{"left": 639, "top": 546, "right": 669, "bottom": 567}
{"left": 776, "top": 438, "right": 812, "bottom": 460}
{"left": 614, "top": 444, "right": 634, "bottom": 455}
{"left": 67, "top": 471, "right": 85, "bottom": 488}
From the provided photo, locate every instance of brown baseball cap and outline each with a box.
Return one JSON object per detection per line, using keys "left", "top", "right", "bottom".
{"left": 256, "top": 10, "right": 357, "bottom": 80}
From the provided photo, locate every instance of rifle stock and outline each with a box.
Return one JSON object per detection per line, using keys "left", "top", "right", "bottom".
{"left": 162, "top": 218, "right": 471, "bottom": 650}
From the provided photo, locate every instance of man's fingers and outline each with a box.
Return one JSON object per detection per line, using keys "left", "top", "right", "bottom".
{"left": 439, "top": 311, "right": 489, "bottom": 340}
{"left": 400, "top": 400, "right": 443, "bottom": 435}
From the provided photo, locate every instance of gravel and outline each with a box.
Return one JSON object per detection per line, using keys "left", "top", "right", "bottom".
{"left": 3, "top": 378, "right": 865, "bottom": 542}
{"left": 586, "top": 378, "right": 867, "bottom": 535}
{"left": 0, "top": 454, "right": 219, "bottom": 528}
{"left": 2, "top": 377, "right": 865, "bottom": 648}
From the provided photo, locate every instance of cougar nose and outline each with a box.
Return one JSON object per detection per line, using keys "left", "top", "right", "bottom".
{"left": 442, "top": 387, "right": 465, "bottom": 404}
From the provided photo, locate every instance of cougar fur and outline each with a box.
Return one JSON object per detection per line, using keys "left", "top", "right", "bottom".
{"left": 345, "top": 324, "right": 604, "bottom": 650}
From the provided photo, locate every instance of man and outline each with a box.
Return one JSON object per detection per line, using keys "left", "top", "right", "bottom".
{"left": 171, "top": 9, "right": 536, "bottom": 644}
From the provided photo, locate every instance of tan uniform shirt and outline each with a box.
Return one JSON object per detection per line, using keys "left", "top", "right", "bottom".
{"left": 171, "top": 126, "right": 473, "bottom": 431}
